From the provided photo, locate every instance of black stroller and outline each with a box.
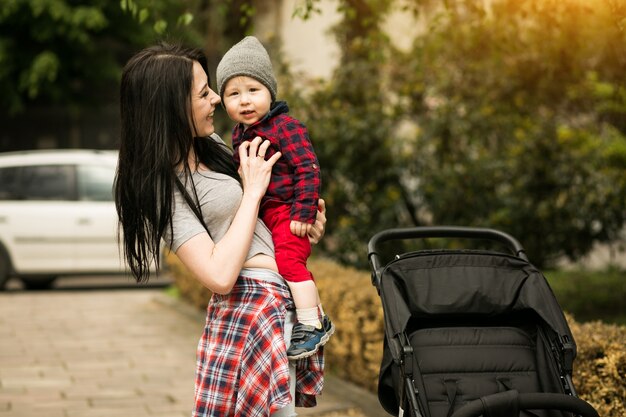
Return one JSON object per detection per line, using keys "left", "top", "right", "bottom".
{"left": 367, "top": 227, "right": 599, "bottom": 417}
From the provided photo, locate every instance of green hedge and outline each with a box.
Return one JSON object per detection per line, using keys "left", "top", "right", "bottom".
{"left": 545, "top": 268, "right": 626, "bottom": 325}
{"left": 165, "top": 253, "right": 626, "bottom": 417}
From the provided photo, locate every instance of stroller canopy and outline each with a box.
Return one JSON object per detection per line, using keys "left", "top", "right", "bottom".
{"left": 380, "top": 251, "right": 575, "bottom": 357}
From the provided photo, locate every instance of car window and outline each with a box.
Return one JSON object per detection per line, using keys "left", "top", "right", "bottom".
{"left": 0, "top": 166, "right": 21, "bottom": 200}
{"left": 77, "top": 164, "right": 115, "bottom": 201}
{"left": 0, "top": 165, "right": 75, "bottom": 201}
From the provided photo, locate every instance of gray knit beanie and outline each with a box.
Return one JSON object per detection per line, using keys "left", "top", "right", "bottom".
{"left": 216, "top": 36, "right": 277, "bottom": 102}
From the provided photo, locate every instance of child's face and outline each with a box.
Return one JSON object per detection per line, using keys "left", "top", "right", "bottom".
{"left": 222, "top": 76, "right": 272, "bottom": 129}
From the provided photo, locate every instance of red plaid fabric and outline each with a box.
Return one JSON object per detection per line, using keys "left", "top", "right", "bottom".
{"left": 231, "top": 101, "right": 321, "bottom": 224}
{"left": 193, "top": 275, "right": 323, "bottom": 416}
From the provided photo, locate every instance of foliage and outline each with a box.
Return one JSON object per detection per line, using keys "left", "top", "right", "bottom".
{"left": 280, "top": 0, "right": 626, "bottom": 268}
{"left": 120, "top": 0, "right": 196, "bottom": 37}
{"left": 545, "top": 268, "right": 626, "bottom": 325}
{"left": 388, "top": 0, "right": 626, "bottom": 267}
{"left": 0, "top": 0, "right": 202, "bottom": 115}
{"left": 292, "top": 0, "right": 323, "bottom": 19}
{"left": 568, "top": 314, "right": 626, "bottom": 417}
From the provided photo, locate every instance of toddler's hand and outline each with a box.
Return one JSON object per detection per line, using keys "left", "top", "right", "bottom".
{"left": 290, "top": 220, "right": 312, "bottom": 237}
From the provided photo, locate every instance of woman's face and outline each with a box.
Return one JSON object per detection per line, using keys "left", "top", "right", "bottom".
{"left": 190, "top": 61, "right": 221, "bottom": 137}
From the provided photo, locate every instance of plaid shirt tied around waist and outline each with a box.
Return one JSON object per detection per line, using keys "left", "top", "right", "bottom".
{"left": 231, "top": 101, "right": 321, "bottom": 224}
{"left": 193, "top": 275, "right": 324, "bottom": 417}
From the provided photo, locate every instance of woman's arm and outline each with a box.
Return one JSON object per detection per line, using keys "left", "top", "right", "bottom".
{"left": 175, "top": 137, "right": 281, "bottom": 294}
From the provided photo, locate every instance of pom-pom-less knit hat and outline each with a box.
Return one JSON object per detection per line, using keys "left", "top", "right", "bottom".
{"left": 216, "top": 36, "right": 277, "bottom": 102}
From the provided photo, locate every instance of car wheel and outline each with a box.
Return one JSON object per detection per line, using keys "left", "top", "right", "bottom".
{"left": 21, "top": 276, "right": 57, "bottom": 290}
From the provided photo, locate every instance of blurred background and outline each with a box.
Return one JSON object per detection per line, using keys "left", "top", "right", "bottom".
{"left": 1, "top": 0, "right": 625, "bottom": 318}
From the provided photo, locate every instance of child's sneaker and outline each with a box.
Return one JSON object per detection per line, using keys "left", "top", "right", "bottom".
{"left": 322, "top": 315, "right": 335, "bottom": 337}
{"left": 287, "top": 316, "right": 335, "bottom": 360}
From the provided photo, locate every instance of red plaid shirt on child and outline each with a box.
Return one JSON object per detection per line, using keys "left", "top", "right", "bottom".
{"left": 231, "top": 101, "right": 321, "bottom": 224}
{"left": 193, "top": 275, "right": 324, "bottom": 417}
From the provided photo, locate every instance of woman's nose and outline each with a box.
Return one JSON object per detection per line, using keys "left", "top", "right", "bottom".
{"left": 210, "top": 89, "right": 221, "bottom": 104}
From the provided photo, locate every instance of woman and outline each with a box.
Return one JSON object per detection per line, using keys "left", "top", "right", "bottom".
{"left": 114, "top": 43, "right": 326, "bottom": 417}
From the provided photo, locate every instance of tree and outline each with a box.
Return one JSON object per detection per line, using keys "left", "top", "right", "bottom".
{"left": 390, "top": 0, "right": 626, "bottom": 267}
{"left": 279, "top": 0, "right": 626, "bottom": 268}
{"left": 0, "top": 0, "right": 202, "bottom": 115}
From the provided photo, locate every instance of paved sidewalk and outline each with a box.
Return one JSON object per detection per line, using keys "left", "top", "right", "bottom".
{"left": 0, "top": 288, "right": 388, "bottom": 417}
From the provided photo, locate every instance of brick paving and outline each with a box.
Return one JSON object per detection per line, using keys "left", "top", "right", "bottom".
{"left": 0, "top": 288, "right": 387, "bottom": 417}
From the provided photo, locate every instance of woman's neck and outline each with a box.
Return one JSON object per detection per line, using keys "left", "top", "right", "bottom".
{"left": 187, "top": 148, "right": 208, "bottom": 172}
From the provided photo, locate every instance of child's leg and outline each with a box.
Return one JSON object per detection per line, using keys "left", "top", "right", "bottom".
{"left": 262, "top": 203, "right": 333, "bottom": 359}
{"left": 288, "top": 280, "right": 322, "bottom": 328}
{"left": 288, "top": 279, "right": 319, "bottom": 309}
{"left": 264, "top": 206, "right": 323, "bottom": 327}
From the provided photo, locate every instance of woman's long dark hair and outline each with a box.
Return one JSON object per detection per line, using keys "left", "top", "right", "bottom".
{"left": 115, "top": 43, "right": 239, "bottom": 282}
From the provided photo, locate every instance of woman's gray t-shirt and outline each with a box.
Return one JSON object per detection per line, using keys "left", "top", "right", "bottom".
{"left": 164, "top": 137, "right": 274, "bottom": 259}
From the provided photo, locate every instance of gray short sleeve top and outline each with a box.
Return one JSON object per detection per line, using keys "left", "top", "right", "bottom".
{"left": 163, "top": 135, "right": 274, "bottom": 259}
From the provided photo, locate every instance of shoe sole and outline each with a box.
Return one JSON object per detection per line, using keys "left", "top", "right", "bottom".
{"left": 287, "top": 322, "right": 335, "bottom": 361}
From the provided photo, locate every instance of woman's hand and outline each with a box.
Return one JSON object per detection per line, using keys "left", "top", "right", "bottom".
{"left": 308, "top": 198, "right": 326, "bottom": 244}
{"left": 238, "top": 137, "right": 281, "bottom": 201}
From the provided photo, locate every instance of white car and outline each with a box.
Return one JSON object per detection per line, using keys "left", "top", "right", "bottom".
{"left": 0, "top": 149, "right": 127, "bottom": 289}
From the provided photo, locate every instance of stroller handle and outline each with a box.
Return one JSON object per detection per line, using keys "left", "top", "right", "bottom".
{"left": 367, "top": 226, "right": 528, "bottom": 288}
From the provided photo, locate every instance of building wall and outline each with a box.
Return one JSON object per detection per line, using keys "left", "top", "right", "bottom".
{"left": 255, "top": 0, "right": 340, "bottom": 80}
{"left": 255, "top": 0, "right": 424, "bottom": 80}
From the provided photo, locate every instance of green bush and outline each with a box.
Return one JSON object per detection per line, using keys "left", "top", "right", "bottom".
{"left": 545, "top": 268, "right": 626, "bottom": 325}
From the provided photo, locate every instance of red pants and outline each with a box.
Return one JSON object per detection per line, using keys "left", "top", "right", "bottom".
{"left": 261, "top": 202, "right": 314, "bottom": 283}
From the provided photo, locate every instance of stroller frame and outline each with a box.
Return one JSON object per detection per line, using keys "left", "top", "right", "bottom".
{"left": 368, "top": 226, "right": 599, "bottom": 417}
